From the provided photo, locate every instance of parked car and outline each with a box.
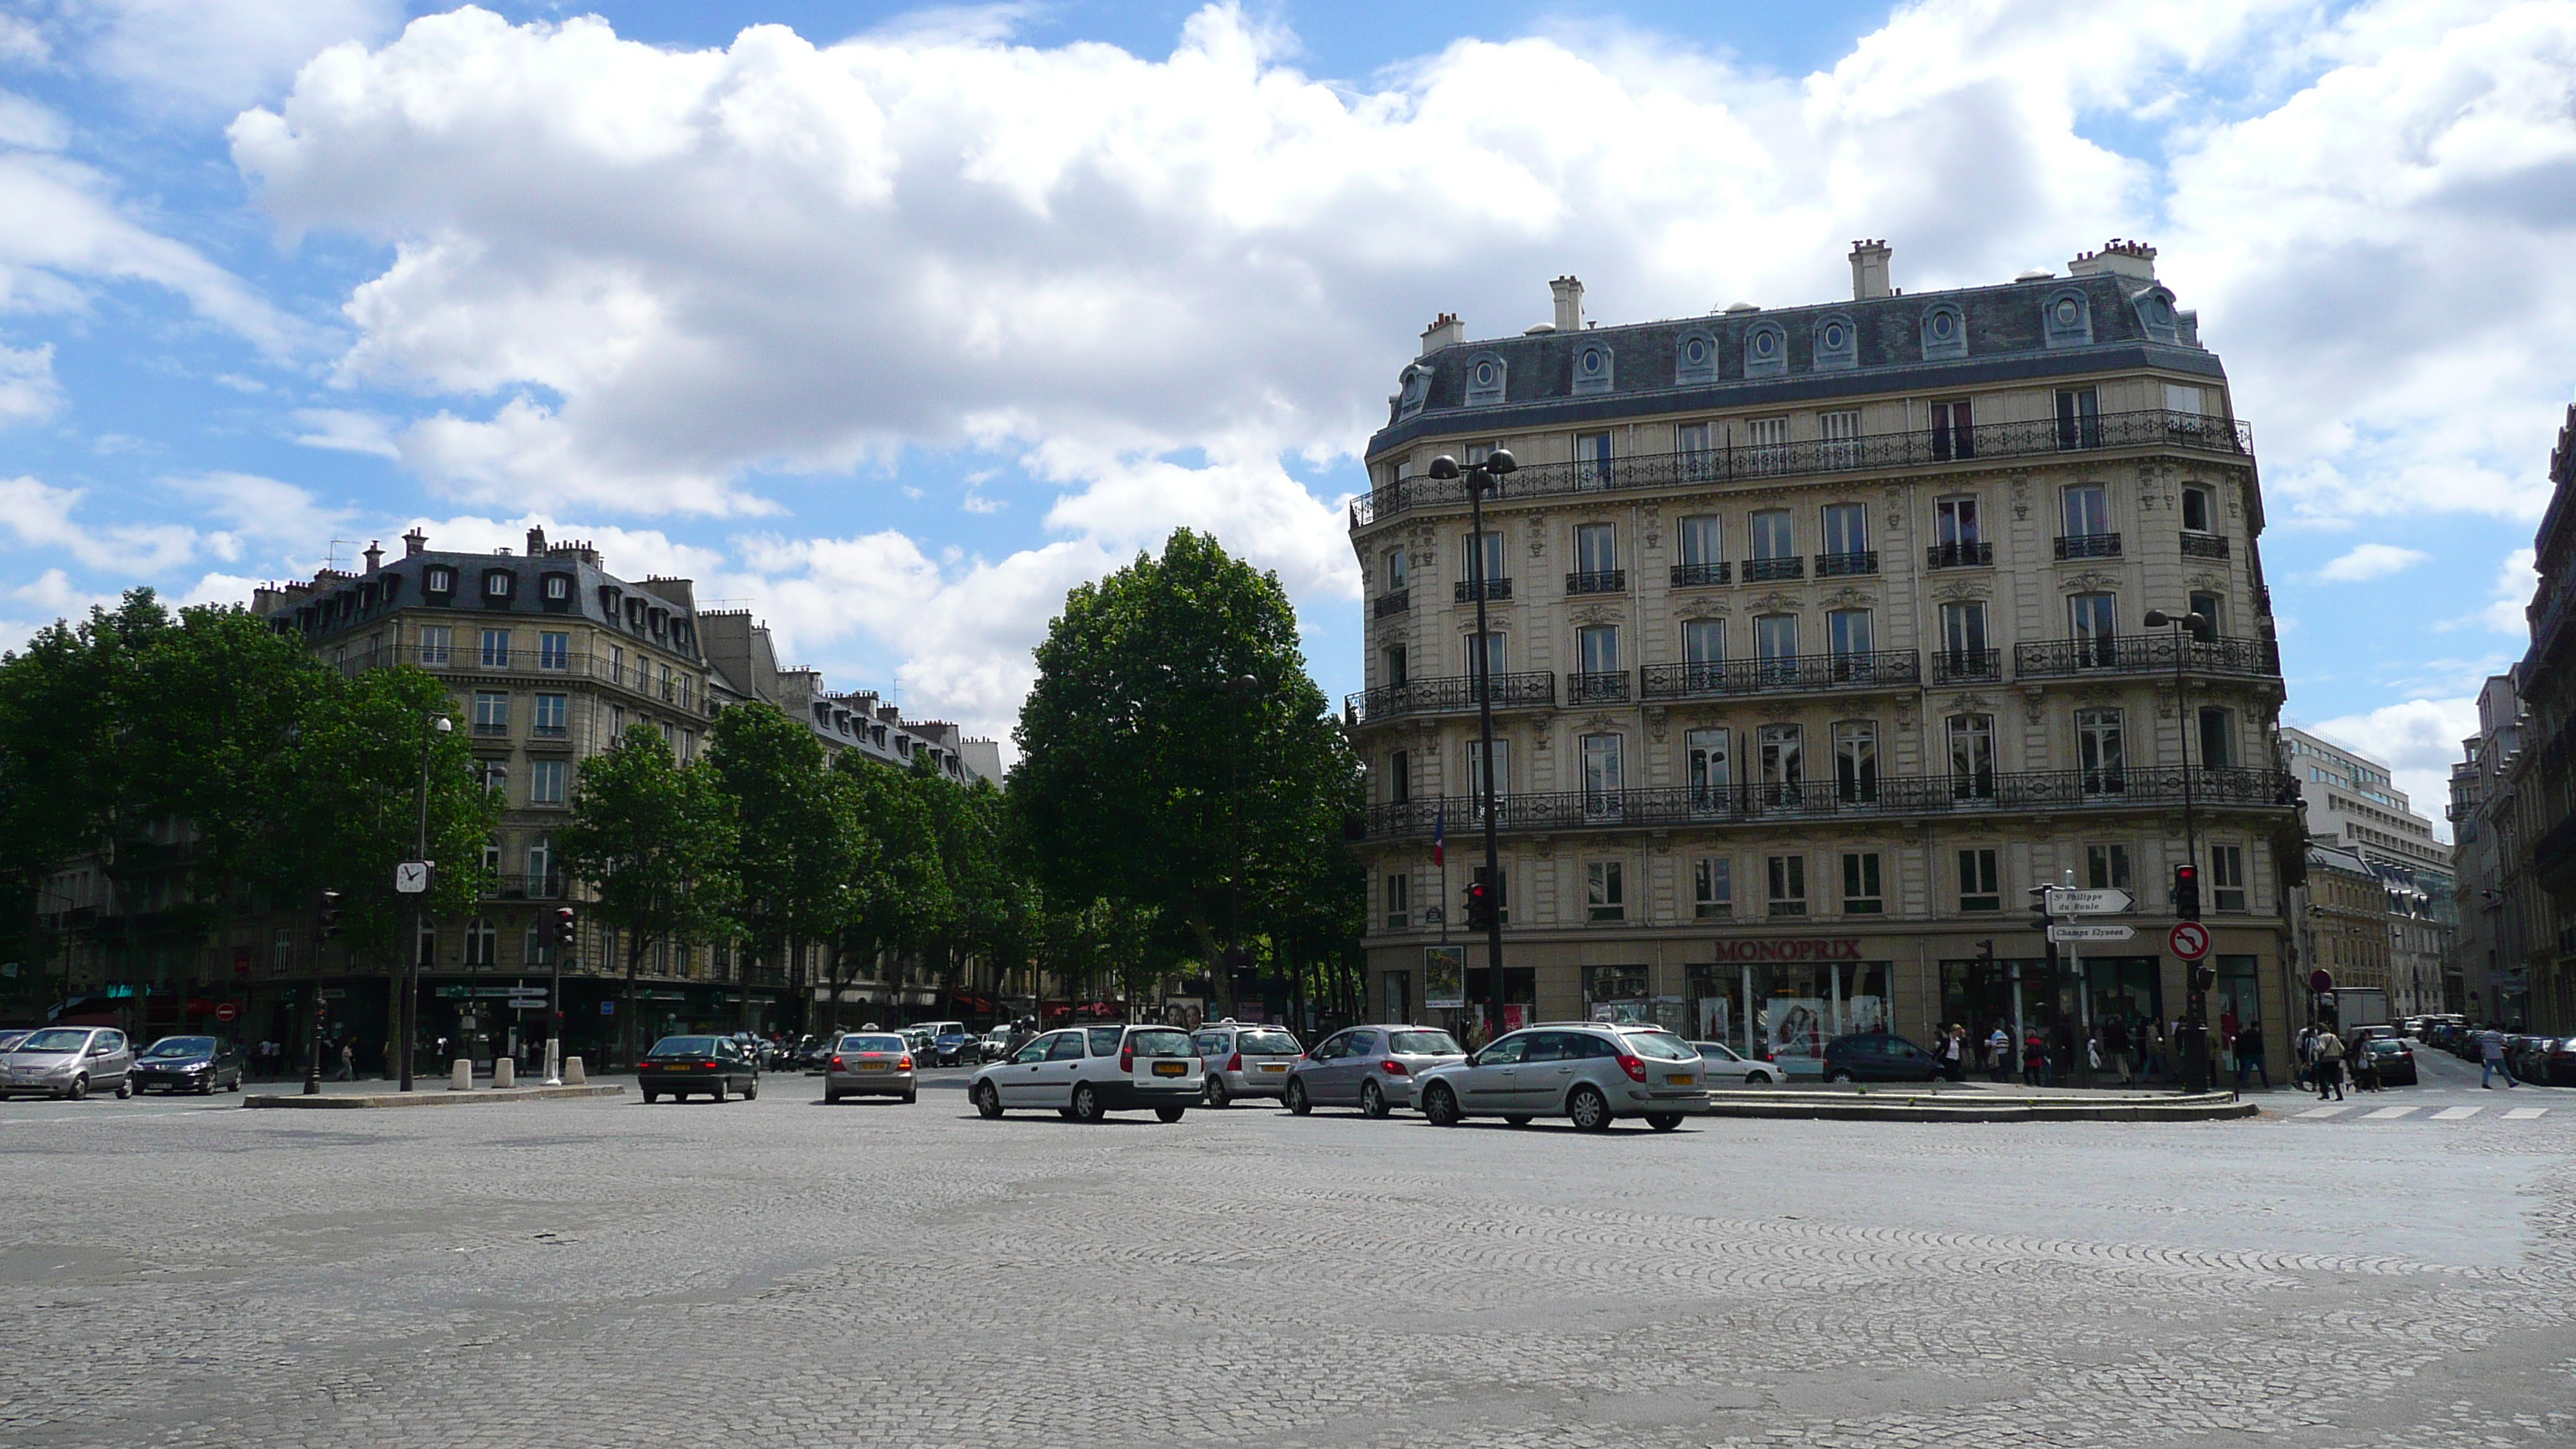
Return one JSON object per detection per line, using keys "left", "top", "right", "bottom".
{"left": 637, "top": 1035, "right": 760, "bottom": 1103}
{"left": 2508, "top": 1034, "right": 2556, "bottom": 1084}
{"left": 0, "top": 1029, "right": 31, "bottom": 1053}
{"left": 1415, "top": 1023, "right": 1711, "bottom": 1132}
{"left": 2358, "top": 1036, "right": 2417, "bottom": 1087}
{"left": 1820, "top": 1031, "right": 1941, "bottom": 1084}
{"left": 0, "top": 1026, "right": 135, "bottom": 1100}
{"left": 1690, "top": 1040, "right": 1786, "bottom": 1085}
{"left": 968, "top": 1023, "right": 1201, "bottom": 1123}
{"left": 1192, "top": 1020, "right": 1308, "bottom": 1108}
{"left": 823, "top": 1032, "right": 917, "bottom": 1104}
{"left": 130, "top": 1035, "right": 244, "bottom": 1095}
{"left": 1279, "top": 1024, "right": 1463, "bottom": 1117}
{"left": 2537, "top": 1036, "right": 2576, "bottom": 1087}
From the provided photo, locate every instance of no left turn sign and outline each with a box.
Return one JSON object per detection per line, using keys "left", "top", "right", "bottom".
{"left": 2168, "top": 921, "right": 2211, "bottom": 961}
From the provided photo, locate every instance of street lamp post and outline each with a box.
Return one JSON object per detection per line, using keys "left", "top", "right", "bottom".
{"left": 2143, "top": 608, "right": 2208, "bottom": 1087}
{"left": 400, "top": 713, "right": 452, "bottom": 1092}
{"left": 1426, "top": 449, "right": 1518, "bottom": 1040}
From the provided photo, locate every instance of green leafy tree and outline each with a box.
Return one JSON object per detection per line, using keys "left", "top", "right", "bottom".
{"left": 705, "top": 704, "right": 865, "bottom": 1032}
{"left": 557, "top": 724, "right": 739, "bottom": 1057}
{"left": 824, "top": 755, "right": 944, "bottom": 1029}
{"left": 1012, "top": 529, "right": 1361, "bottom": 1016}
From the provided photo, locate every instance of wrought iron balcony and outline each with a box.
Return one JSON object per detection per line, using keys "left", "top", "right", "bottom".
{"left": 1345, "top": 670, "right": 1556, "bottom": 724}
{"left": 1566, "top": 570, "right": 1626, "bottom": 595}
{"left": 1815, "top": 550, "right": 1879, "bottom": 577}
{"left": 1926, "top": 541, "right": 1993, "bottom": 569}
{"left": 1454, "top": 578, "right": 1513, "bottom": 603}
{"left": 1930, "top": 648, "right": 2002, "bottom": 683}
{"left": 1639, "top": 650, "right": 1920, "bottom": 701}
{"left": 2013, "top": 633, "right": 2280, "bottom": 680}
{"left": 2055, "top": 533, "right": 2122, "bottom": 560}
{"left": 1351, "top": 408, "right": 2255, "bottom": 529}
{"left": 1372, "top": 588, "right": 1410, "bottom": 618}
{"left": 2180, "top": 532, "right": 2231, "bottom": 560}
{"left": 1358, "top": 767, "right": 2297, "bottom": 839}
{"left": 1744, "top": 557, "right": 1804, "bottom": 582}
{"left": 485, "top": 873, "right": 564, "bottom": 900}
{"left": 1670, "top": 561, "right": 1731, "bottom": 587}
{"left": 1567, "top": 670, "right": 1630, "bottom": 704}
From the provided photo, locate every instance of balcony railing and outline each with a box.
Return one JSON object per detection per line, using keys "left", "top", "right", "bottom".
{"left": 1745, "top": 557, "right": 1804, "bottom": 582}
{"left": 1926, "top": 541, "right": 1992, "bottom": 569}
{"left": 2055, "top": 533, "right": 2122, "bottom": 560}
{"left": 1670, "top": 561, "right": 1731, "bottom": 587}
{"left": 1930, "top": 648, "right": 2002, "bottom": 683}
{"left": 530, "top": 722, "right": 570, "bottom": 740}
{"left": 1351, "top": 409, "right": 2255, "bottom": 529}
{"left": 1453, "top": 578, "right": 1513, "bottom": 603}
{"left": 2013, "top": 633, "right": 2280, "bottom": 680}
{"left": 1373, "top": 589, "right": 1410, "bottom": 618}
{"left": 1566, "top": 570, "right": 1626, "bottom": 595}
{"left": 388, "top": 645, "right": 702, "bottom": 712}
{"left": 485, "top": 873, "right": 565, "bottom": 900}
{"left": 1639, "top": 650, "right": 1920, "bottom": 700}
{"left": 1568, "top": 670, "right": 1630, "bottom": 704}
{"left": 2180, "top": 533, "right": 2232, "bottom": 560}
{"left": 1815, "top": 550, "right": 1879, "bottom": 577}
{"left": 1346, "top": 670, "right": 1557, "bottom": 724}
{"left": 1359, "top": 767, "right": 2297, "bottom": 838}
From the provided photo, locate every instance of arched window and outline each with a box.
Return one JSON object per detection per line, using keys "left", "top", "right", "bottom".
{"left": 1743, "top": 321, "right": 1787, "bottom": 379}
{"left": 1920, "top": 303, "right": 1966, "bottom": 361}
{"left": 1572, "top": 342, "right": 1614, "bottom": 395}
{"left": 2041, "top": 289, "right": 2092, "bottom": 348}
{"left": 1813, "top": 313, "right": 1857, "bottom": 371}
{"left": 1464, "top": 352, "right": 1507, "bottom": 406}
{"left": 1675, "top": 331, "right": 1718, "bottom": 385}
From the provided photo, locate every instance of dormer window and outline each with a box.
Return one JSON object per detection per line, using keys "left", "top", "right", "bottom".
{"left": 1675, "top": 331, "right": 1717, "bottom": 385}
{"left": 380, "top": 573, "right": 403, "bottom": 602}
{"left": 2132, "top": 286, "right": 2181, "bottom": 344}
{"left": 425, "top": 567, "right": 457, "bottom": 597}
{"left": 1920, "top": 304, "right": 1966, "bottom": 361}
{"left": 1572, "top": 343, "right": 1614, "bottom": 396}
{"left": 1464, "top": 352, "right": 1507, "bottom": 406}
{"left": 1744, "top": 322, "right": 1787, "bottom": 379}
{"left": 648, "top": 608, "right": 666, "bottom": 638}
{"left": 1813, "top": 314, "right": 1857, "bottom": 372}
{"left": 481, "top": 569, "right": 515, "bottom": 604}
{"left": 540, "top": 573, "right": 573, "bottom": 610}
{"left": 1396, "top": 365, "right": 1430, "bottom": 420}
{"left": 2042, "top": 289, "right": 2093, "bottom": 348}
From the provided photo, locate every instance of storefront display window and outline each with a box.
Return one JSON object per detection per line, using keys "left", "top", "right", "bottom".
{"left": 1585, "top": 964, "right": 1687, "bottom": 1034}
{"left": 1687, "top": 959, "right": 1889, "bottom": 1074}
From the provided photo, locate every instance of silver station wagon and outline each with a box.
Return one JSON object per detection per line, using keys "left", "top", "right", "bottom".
{"left": 1414, "top": 1023, "right": 1711, "bottom": 1132}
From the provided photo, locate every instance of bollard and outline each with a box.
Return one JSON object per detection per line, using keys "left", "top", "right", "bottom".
{"left": 494, "top": 1057, "right": 516, "bottom": 1089}
{"left": 450, "top": 1059, "right": 472, "bottom": 1091}
{"left": 564, "top": 1056, "right": 587, "bottom": 1085}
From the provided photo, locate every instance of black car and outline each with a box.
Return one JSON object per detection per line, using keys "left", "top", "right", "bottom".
{"left": 2358, "top": 1036, "right": 2417, "bottom": 1087}
{"left": 1821, "top": 1031, "right": 1941, "bottom": 1084}
{"left": 638, "top": 1035, "right": 761, "bottom": 1103}
{"left": 931, "top": 1030, "right": 976, "bottom": 1067}
{"left": 130, "top": 1035, "right": 243, "bottom": 1094}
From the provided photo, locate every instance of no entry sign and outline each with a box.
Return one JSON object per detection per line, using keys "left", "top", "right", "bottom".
{"left": 214, "top": 1002, "right": 238, "bottom": 1023}
{"left": 2168, "top": 921, "right": 2211, "bottom": 961}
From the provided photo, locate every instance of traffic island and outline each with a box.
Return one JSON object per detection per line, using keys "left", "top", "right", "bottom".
{"left": 242, "top": 1084, "right": 625, "bottom": 1109}
{"left": 1701, "top": 1088, "right": 2255, "bottom": 1123}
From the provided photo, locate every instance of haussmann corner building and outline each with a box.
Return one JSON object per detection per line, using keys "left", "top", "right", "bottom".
{"left": 1344, "top": 238, "right": 2303, "bottom": 1074}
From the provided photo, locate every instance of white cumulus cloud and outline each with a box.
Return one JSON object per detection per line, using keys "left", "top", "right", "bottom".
{"left": 2315, "top": 542, "right": 2433, "bottom": 582}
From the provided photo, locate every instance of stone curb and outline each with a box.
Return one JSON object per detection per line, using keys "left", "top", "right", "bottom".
{"left": 1701, "top": 1091, "right": 2255, "bottom": 1123}
{"left": 241, "top": 1085, "right": 627, "bottom": 1110}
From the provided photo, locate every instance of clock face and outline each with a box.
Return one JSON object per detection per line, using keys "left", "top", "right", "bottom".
{"left": 396, "top": 862, "right": 430, "bottom": 893}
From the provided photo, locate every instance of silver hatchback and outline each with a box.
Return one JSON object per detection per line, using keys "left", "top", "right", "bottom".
{"left": 1191, "top": 1021, "right": 1305, "bottom": 1107}
{"left": 824, "top": 1033, "right": 917, "bottom": 1105}
{"left": 1415, "top": 1023, "right": 1711, "bottom": 1132}
{"left": 2, "top": 1026, "right": 135, "bottom": 1100}
{"left": 1283, "top": 1024, "right": 1466, "bottom": 1118}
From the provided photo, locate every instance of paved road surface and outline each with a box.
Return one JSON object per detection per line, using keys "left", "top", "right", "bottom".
{"left": 2, "top": 1048, "right": 2571, "bottom": 1448}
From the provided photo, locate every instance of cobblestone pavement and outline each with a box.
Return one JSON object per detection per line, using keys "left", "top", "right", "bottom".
{"left": 2, "top": 1049, "right": 2571, "bottom": 1449}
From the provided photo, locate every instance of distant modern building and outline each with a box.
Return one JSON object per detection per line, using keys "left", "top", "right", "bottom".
{"left": 2280, "top": 726, "right": 2451, "bottom": 879}
{"left": 1345, "top": 239, "right": 2301, "bottom": 1073}
{"left": 2277, "top": 724, "right": 2454, "bottom": 1018}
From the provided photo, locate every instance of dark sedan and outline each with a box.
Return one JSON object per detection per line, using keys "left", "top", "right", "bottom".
{"left": 131, "top": 1036, "right": 243, "bottom": 1094}
{"left": 2358, "top": 1036, "right": 2417, "bottom": 1087}
{"left": 931, "top": 1030, "right": 976, "bottom": 1067}
{"left": 1822, "top": 1031, "right": 1942, "bottom": 1084}
{"left": 638, "top": 1036, "right": 760, "bottom": 1103}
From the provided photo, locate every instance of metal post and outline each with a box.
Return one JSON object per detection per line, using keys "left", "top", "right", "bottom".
{"left": 302, "top": 981, "right": 323, "bottom": 1094}
{"left": 545, "top": 918, "right": 566, "bottom": 1085}
{"left": 1468, "top": 466, "right": 1505, "bottom": 1040}
{"left": 402, "top": 718, "right": 433, "bottom": 1093}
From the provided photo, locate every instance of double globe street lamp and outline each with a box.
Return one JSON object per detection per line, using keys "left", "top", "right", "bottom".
{"left": 1424, "top": 448, "right": 1516, "bottom": 1040}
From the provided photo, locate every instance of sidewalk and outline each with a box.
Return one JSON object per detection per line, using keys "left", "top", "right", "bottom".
{"left": 241, "top": 1075, "right": 626, "bottom": 1109}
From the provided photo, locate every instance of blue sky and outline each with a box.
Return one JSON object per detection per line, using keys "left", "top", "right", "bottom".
{"left": 2, "top": 0, "right": 2571, "bottom": 820}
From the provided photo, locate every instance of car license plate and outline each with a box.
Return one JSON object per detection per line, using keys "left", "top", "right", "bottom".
{"left": 1666, "top": 1073, "right": 1695, "bottom": 1085}
{"left": 1260, "top": 1063, "right": 1288, "bottom": 1074}
{"left": 859, "top": 1062, "right": 889, "bottom": 1072}
{"left": 1153, "top": 1060, "right": 1187, "bottom": 1077}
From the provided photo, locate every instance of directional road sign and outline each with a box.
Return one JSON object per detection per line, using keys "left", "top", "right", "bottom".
{"left": 2043, "top": 887, "right": 2135, "bottom": 916}
{"left": 2168, "top": 921, "right": 2212, "bottom": 961}
{"left": 2047, "top": 923, "right": 2136, "bottom": 944}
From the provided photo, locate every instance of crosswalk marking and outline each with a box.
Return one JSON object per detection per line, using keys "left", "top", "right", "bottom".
{"left": 2297, "top": 1104, "right": 2357, "bottom": 1118}
{"left": 2504, "top": 1107, "right": 2547, "bottom": 1120}
{"left": 2433, "top": 1106, "right": 2483, "bottom": 1120}
{"left": 2362, "top": 1105, "right": 2420, "bottom": 1120}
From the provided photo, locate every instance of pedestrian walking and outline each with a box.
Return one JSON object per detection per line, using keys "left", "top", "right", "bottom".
{"left": 2348, "top": 1035, "right": 2380, "bottom": 1093}
{"left": 2479, "top": 1026, "right": 2519, "bottom": 1088}
{"left": 1938, "top": 1025, "right": 1967, "bottom": 1082}
{"left": 2313, "top": 1029, "right": 2345, "bottom": 1101}
{"left": 1987, "top": 1023, "right": 2012, "bottom": 1084}
{"left": 2022, "top": 1030, "right": 2048, "bottom": 1088}
{"left": 2140, "top": 1022, "right": 2165, "bottom": 1082}
{"left": 2102, "top": 1019, "right": 2134, "bottom": 1085}
{"left": 2233, "top": 1023, "right": 2269, "bottom": 1088}
{"left": 2293, "top": 1025, "right": 2315, "bottom": 1089}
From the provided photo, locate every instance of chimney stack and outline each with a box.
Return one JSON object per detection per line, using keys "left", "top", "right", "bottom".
{"left": 402, "top": 528, "right": 427, "bottom": 557}
{"left": 1849, "top": 240, "right": 1893, "bottom": 300}
{"left": 2066, "top": 238, "right": 2157, "bottom": 280}
{"left": 361, "top": 540, "right": 383, "bottom": 572}
{"left": 1550, "top": 276, "right": 1584, "bottom": 332}
{"left": 1419, "top": 312, "right": 1465, "bottom": 356}
{"left": 526, "top": 525, "right": 548, "bottom": 557}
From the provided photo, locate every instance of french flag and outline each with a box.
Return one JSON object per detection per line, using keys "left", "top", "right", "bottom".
{"left": 1432, "top": 805, "right": 1444, "bottom": 868}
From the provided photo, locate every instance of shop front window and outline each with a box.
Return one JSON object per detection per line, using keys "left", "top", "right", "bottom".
{"left": 1687, "top": 961, "right": 1893, "bottom": 1074}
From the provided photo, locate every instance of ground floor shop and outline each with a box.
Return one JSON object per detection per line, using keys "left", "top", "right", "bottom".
{"left": 1370, "top": 922, "right": 2295, "bottom": 1080}
{"left": 215, "top": 972, "right": 783, "bottom": 1074}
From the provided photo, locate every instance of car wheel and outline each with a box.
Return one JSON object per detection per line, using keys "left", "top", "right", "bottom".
{"left": 1748, "top": 1070, "right": 1776, "bottom": 1084}
{"left": 1504, "top": 1115, "right": 1532, "bottom": 1128}
{"left": 1070, "top": 1084, "right": 1103, "bottom": 1123}
{"left": 115, "top": 1080, "right": 132, "bottom": 1100}
{"left": 199, "top": 1079, "right": 214, "bottom": 1095}
{"left": 709, "top": 1081, "right": 725, "bottom": 1104}
{"left": 1646, "top": 1112, "right": 1684, "bottom": 1132}
{"left": 1205, "top": 1076, "right": 1231, "bottom": 1109}
{"left": 1828, "top": 1070, "right": 1857, "bottom": 1084}
{"left": 1567, "top": 1084, "right": 1612, "bottom": 1132}
{"left": 742, "top": 1080, "right": 759, "bottom": 1101}
{"left": 901, "top": 1090, "right": 916, "bottom": 1105}
{"left": 642, "top": 1089, "right": 658, "bottom": 1103}
{"left": 1360, "top": 1080, "right": 1389, "bottom": 1119}
{"left": 974, "top": 1082, "right": 1003, "bottom": 1119}
{"left": 824, "top": 1090, "right": 841, "bottom": 1105}
{"left": 1155, "top": 1105, "right": 1187, "bottom": 1123}
{"left": 1284, "top": 1080, "right": 1311, "bottom": 1116}
{"left": 67, "top": 1074, "right": 87, "bottom": 1101}
{"left": 1422, "top": 1082, "right": 1461, "bottom": 1127}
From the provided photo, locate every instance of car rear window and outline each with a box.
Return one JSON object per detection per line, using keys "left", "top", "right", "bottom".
{"left": 1125, "top": 1028, "right": 1193, "bottom": 1057}
{"left": 1389, "top": 1030, "right": 1461, "bottom": 1055}
{"left": 841, "top": 1036, "right": 906, "bottom": 1053}
{"left": 2367, "top": 1039, "right": 2407, "bottom": 1053}
{"left": 1622, "top": 1030, "right": 1697, "bottom": 1062}
{"left": 649, "top": 1036, "right": 718, "bottom": 1057}
{"left": 1238, "top": 1030, "right": 1301, "bottom": 1055}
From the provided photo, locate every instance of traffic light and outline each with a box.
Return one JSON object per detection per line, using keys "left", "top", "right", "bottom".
{"left": 2173, "top": 865, "right": 2201, "bottom": 921}
{"left": 317, "top": 889, "right": 344, "bottom": 940}
{"left": 553, "top": 906, "right": 575, "bottom": 952}
{"left": 1464, "top": 870, "right": 1495, "bottom": 933}
{"left": 1974, "top": 940, "right": 1995, "bottom": 962}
